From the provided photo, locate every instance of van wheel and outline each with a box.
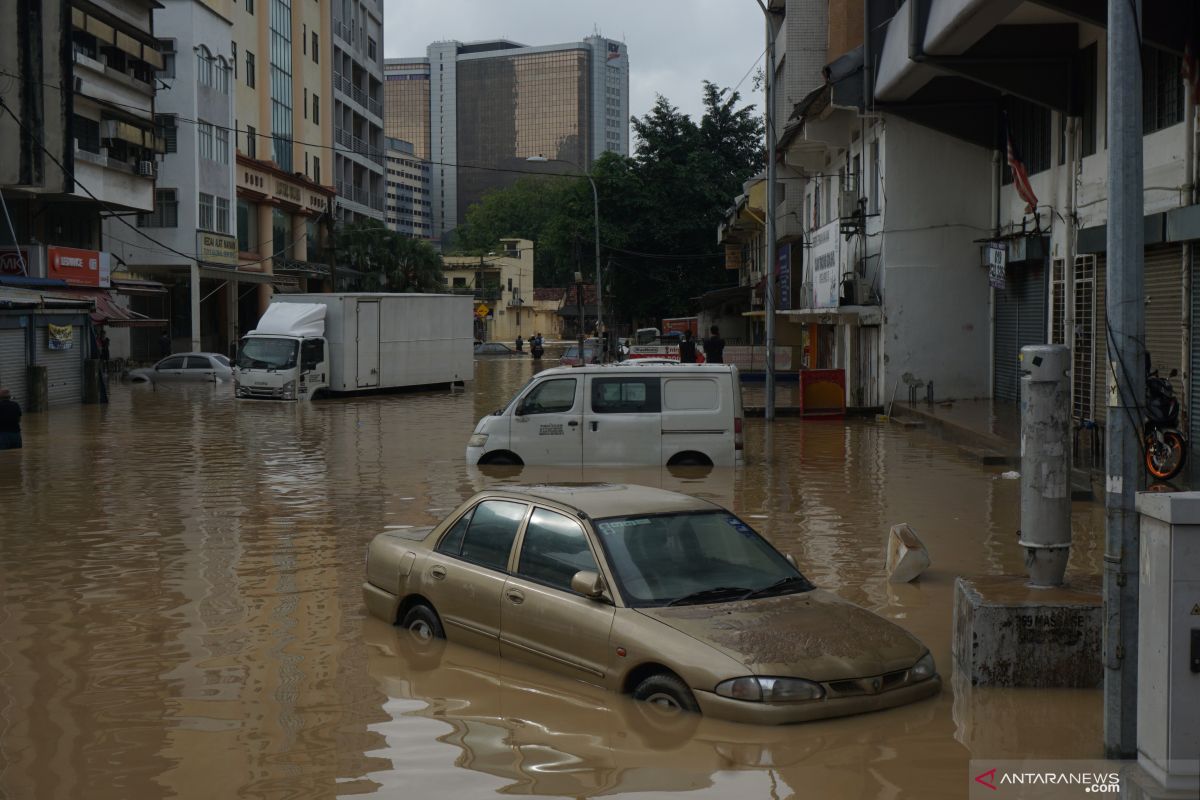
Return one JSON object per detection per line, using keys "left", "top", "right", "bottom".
{"left": 667, "top": 452, "right": 712, "bottom": 467}
{"left": 480, "top": 451, "right": 522, "bottom": 466}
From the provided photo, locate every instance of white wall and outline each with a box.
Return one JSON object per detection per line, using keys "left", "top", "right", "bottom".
{"left": 881, "top": 117, "right": 994, "bottom": 400}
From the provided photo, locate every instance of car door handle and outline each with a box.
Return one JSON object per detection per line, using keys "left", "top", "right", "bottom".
{"left": 590, "top": 421, "right": 598, "bottom": 432}
{"left": 430, "top": 565, "right": 447, "bottom": 580}
{"left": 568, "top": 420, "right": 579, "bottom": 427}
{"left": 505, "top": 588, "right": 525, "bottom": 605}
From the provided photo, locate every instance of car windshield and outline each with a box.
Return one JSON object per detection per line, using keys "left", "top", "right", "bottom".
{"left": 236, "top": 338, "right": 298, "bottom": 370}
{"left": 593, "top": 511, "right": 813, "bottom": 607}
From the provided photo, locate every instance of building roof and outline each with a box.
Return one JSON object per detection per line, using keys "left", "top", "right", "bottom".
{"left": 533, "top": 287, "right": 566, "bottom": 301}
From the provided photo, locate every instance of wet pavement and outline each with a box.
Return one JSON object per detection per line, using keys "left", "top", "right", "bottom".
{"left": 0, "top": 356, "right": 1107, "bottom": 799}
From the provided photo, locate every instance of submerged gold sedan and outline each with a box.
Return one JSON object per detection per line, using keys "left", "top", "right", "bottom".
{"left": 363, "top": 484, "right": 940, "bottom": 724}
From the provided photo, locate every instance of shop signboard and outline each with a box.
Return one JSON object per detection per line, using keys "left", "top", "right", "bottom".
{"left": 987, "top": 243, "right": 1007, "bottom": 289}
{"left": 811, "top": 220, "right": 841, "bottom": 309}
{"left": 196, "top": 231, "right": 238, "bottom": 265}
{"left": 0, "top": 247, "right": 31, "bottom": 276}
{"left": 777, "top": 244, "right": 792, "bottom": 310}
{"left": 47, "top": 246, "right": 102, "bottom": 287}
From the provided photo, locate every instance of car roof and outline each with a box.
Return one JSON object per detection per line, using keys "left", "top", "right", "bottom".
{"left": 166, "top": 352, "right": 222, "bottom": 358}
{"left": 476, "top": 483, "right": 719, "bottom": 520}
{"left": 531, "top": 363, "right": 735, "bottom": 376}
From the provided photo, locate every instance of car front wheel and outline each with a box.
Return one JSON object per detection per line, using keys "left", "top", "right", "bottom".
{"left": 632, "top": 672, "right": 700, "bottom": 714}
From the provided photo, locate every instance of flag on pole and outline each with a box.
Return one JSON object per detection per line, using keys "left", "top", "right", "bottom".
{"left": 1004, "top": 113, "right": 1038, "bottom": 214}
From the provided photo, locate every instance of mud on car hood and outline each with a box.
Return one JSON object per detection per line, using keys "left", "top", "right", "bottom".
{"left": 637, "top": 589, "right": 927, "bottom": 682}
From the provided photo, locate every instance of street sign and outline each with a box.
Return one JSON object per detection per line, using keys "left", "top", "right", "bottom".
{"left": 987, "top": 244, "right": 1007, "bottom": 289}
{"left": 474, "top": 303, "right": 490, "bottom": 319}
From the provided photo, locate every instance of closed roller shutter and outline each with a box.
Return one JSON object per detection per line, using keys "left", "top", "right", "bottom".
{"left": 993, "top": 261, "right": 1047, "bottom": 403}
{"left": 37, "top": 325, "right": 83, "bottom": 407}
{"left": 1192, "top": 249, "right": 1200, "bottom": 461}
{"left": 0, "top": 327, "right": 28, "bottom": 407}
{"left": 1144, "top": 246, "right": 1184, "bottom": 388}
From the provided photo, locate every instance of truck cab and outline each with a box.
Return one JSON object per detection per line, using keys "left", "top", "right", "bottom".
{"left": 234, "top": 334, "right": 329, "bottom": 400}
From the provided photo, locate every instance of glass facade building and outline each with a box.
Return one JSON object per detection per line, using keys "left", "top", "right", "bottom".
{"left": 268, "top": 0, "right": 293, "bottom": 172}
{"left": 383, "top": 61, "right": 430, "bottom": 160}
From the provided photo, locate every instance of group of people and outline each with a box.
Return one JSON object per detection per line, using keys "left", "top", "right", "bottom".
{"left": 514, "top": 333, "right": 546, "bottom": 358}
{"left": 678, "top": 326, "right": 725, "bottom": 364}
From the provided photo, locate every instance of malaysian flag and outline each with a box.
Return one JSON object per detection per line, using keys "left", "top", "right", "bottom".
{"left": 607, "top": 42, "right": 620, "bottom": 61}
{"left": 1005, "top": 113, "right": 1038, "bottom": 214}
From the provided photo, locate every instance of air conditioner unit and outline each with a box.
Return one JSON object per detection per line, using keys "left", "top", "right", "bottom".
{"left": 838, "top": 190, "right": 862, "bottom": 220}
{"left": 840, "top": 274, "right": 872, "bottom": 306}
{"left": 100, "top": 120, "right": 120, "bottom": 140}
{"left": 137, "top": 160, "right": 155, "bottom": 177}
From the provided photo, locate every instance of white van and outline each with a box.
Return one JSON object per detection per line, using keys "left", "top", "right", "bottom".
{"left": 466, "top": 363, "right": 744, "bottom": 467}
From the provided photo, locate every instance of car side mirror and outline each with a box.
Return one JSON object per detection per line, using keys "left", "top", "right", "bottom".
{"left": 785, "top": 554, "right": 798, "bottom": 569}
{"left": 570, "top": 570, "right": 606, "bottom": 599}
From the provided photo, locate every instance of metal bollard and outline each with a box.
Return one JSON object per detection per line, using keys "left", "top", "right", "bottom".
{"left": 1018, "top": 345, "right": 1072, "bottom": 586}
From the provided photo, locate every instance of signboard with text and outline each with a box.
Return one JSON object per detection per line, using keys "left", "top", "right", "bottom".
{"left": 987, "top": 244, "right": 1007, "bottom": 289}
{"left": 47, "top": 246, "right": 103, "bottom": 288}
{"left": 0, "top": 247, "right": 31, "bottom": 276}
{"left": 777, "top": 243, "right": 792, "bottom": 310}
{"left": 196, "top": 231, "right": 238, "bottom": 265}
{"left": 810, "top": 220, "right": 841, "bottom": 309}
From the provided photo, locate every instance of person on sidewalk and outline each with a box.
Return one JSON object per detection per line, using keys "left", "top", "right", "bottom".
{"left": 679, "top": 330, "right": 698, "bottom": 364}
{"left": 704, "top": 325, "right": 725, "bottom": 364}
{"left": 0, "top": 388, "right": 21, "bottom": 450}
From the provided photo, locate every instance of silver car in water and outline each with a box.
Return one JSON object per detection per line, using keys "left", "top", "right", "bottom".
{"left": 128, "top": 352, "right": 233, "bottom": 383}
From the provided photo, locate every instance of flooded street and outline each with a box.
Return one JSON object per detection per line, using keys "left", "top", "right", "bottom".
{"left": 0, "top": 357, "right": 1106, "bottom": 799}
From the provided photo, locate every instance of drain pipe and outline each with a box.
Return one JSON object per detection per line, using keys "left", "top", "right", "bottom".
{"left": 1181, "top": 84, "right": 1195, "bottom": 436}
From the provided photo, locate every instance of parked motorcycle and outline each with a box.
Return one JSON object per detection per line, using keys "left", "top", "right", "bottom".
{"left": 1144, "top": 367, "right": 1187, "bottom": 481}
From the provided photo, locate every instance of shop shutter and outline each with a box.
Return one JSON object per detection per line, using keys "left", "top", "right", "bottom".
{"left": 993, "top": 261, "right": 1047, "bottom": 403}
{"left": 1144, "top": 246, "right": 1184, "bottom": 389}
{"left": 0, "top": 327, "right": 28, "bottom": 407}
{"left": 37, "top": 325, "right": 83, "bottom": 407}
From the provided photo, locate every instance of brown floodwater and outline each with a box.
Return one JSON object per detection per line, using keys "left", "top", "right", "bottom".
{"left": 0, "top": 356, "right": 1107, "bottom": 799}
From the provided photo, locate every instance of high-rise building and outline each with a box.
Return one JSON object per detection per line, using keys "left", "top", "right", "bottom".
{"left": 383, "top": 138, "right": 433, "bottom": 242}
{"left": 331, "top": 0, "right": 385, "bottom": 223}
{"left": 387, "top": 35, "right": 628, "bottom": 242}
{"left": 231, "top": 0, "right": 335, "bottom": 317}
{"left": 382, "top": 59, "right": 430, "bottom": 160}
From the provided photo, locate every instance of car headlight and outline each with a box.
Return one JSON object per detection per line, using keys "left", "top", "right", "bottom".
{"left": 467, "top": 433, "right": 488, "bottom": 448}
{"left": 909, "top": 652, "right": 936, "bottom": 682}
{"left": 715, "top": 676, "right": 825, "bottom": 702}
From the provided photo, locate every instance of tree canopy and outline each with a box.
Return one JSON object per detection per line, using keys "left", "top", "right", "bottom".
{"left": 335, "top": 219, "right": 444, "bottom": 292}
{"left": 450, "top": 80, "right": 763, "bottom": 328}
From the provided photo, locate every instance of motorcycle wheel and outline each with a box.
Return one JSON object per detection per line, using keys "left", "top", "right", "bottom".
{"left": 1144, "top": 431, "right": 1187, "bottom": 481}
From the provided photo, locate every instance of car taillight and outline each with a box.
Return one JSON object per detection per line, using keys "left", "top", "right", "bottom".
{"left": 735, "top": 417, "right": 744, "bottom": 450}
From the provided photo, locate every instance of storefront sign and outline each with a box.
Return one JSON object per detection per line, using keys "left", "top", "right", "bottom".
{"left": 47, "top": 246, "right": 102, "bottom": 287}
{"left": 0, "top": 247, "right": 31, "bottom": 276}
{"left": 987, "top": 244, "right": 1007, "bottom": 289}
{"left": 48, "top": 323, "right": 74, "bottom": 350}
{"left": 725, "top": 244, "right": 743, "bottom": 271}
{"left": 275, "top": 181, "right": 302, "bottom": 205}
{"left": 811, "top": 221, "right": 841, "bottom": 309}
{"left": 777, "top": 244, "right": 792, "bottom": 311}
{"left": 196, "top": 231, "right": 238, "bottom": 265}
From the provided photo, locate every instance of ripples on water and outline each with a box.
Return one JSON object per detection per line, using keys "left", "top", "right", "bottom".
{"left": 0, "top": 357, "right": 1104, "bottom": 799}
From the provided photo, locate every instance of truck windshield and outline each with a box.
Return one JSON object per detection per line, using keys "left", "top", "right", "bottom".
{"left": 237, "top": 338, "right": 298, "bottom": 370}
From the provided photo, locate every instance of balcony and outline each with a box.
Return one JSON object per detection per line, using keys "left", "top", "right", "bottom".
{"left": 333, "top": 71, "right": 383, "bottom": 118}
{"left": 334, "top": 20, "right": 355, "bottom": 45}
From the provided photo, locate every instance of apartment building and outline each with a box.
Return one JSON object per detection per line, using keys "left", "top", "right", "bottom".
{"left": 331, "top": 0, "right": 385, "bottom": 223}
{"left": 384, "top": 138, "right": 433, "bottom": 242}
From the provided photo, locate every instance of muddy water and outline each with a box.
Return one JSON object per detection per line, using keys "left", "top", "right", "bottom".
{"left": 0, "top": 357, "right": 1105, "bottom": 799}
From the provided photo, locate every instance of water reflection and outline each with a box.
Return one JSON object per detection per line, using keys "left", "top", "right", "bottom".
{"left": 0, "top": 356, "right": 1106, "bottom": 799}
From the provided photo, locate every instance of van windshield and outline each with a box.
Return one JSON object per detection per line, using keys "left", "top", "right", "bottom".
{"left": 237, "top": 337, "right": 298, "bottom": 370}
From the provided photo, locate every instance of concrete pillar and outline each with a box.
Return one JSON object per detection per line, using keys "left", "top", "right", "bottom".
{"left": 291, "top": 213, "right": 308, "bottom": 262}
{"left": 1134, "top": 492, "right": 1200, "bottom": 794}
{"left": 226, "top": 277, "right": 239, "bottom": 358}
{"left": 189, "top": 261, "right": 202, "bottom": 353}
{"left": 82, "top": 360, "right": 102, "bottom": 404}
{"left": 257, "top": 203, "right": 274, "bottom": 315}
{"left": 1019, "top": 344, "right": 1072, "bottom": 586}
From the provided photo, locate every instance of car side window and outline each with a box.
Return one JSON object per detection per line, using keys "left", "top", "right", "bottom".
{"left": 158, "top": 356, "right": 186, "bottom": 370}
{"left": 521, "top": 378, "right": 577, "bottom": 415}
{"left": 455, "top": 500, "right": 527, "bottom": 571}
{"left": 517, "top": 509, "right": 599, "bottom": 592}
{"left": 184, "top": 356, "right": 212, "bottom": 369}
{"left": 436, "top": 508, "right": 474, "bottom": 556}
{"left": 591, "top": 377, "right": 661, "bottom": 414}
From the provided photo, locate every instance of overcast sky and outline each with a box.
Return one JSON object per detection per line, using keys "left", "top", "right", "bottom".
{"left": 382, "top": 0, "right": 766, "bottom": 133}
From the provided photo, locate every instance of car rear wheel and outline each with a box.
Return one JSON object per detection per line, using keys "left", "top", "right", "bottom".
{"left": 632, "top": 672, "right": 700, "bottom": 714}
{"left": 400, "top": 603, "right": 445, "bottom": 642}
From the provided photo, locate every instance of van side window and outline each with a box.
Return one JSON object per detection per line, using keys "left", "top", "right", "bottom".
{"left": 591, "top": 377, "right": 661, "bottom": 414}
{"left": 663, "top": 378, "right": 719, "bottom": 410}
{"left": 521, "top": 378, "right": 577, "bottom": 414}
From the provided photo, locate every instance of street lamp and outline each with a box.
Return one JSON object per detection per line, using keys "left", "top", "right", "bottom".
{"left": 526, "top": 155, "right": 602, "bottom": 350}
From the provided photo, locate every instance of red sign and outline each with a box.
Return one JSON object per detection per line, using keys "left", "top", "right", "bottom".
{"left": 47, "top": 246, "right": 101, "bottom": 287}
{"left": 0, "top": 248, "right": 30, "bottom": 276}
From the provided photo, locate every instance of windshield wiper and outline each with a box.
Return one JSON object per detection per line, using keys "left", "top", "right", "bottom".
{"left": 666, "top": 587, "right": 752, "bottom": 607}
{"left": 741, "top": 576, "right": 812, "bottom": 600}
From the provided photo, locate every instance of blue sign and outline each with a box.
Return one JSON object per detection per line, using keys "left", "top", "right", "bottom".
{"left": 777, "top": 244, "right": 791, "bottom": 311}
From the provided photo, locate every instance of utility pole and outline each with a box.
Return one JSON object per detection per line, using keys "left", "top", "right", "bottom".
{"left": 1104, "top": 0, "right": 1144, "bottom": 760}
{"left": 755, "top": 0, "right": 778, "bottom": 420}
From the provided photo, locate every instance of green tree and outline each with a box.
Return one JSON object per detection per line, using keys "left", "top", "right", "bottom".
{"left": 335, "top": 219, "right": 443, "bottom": 291}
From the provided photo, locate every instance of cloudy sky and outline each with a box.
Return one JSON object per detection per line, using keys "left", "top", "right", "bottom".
{"left": 382, "top": 0, "right": 766, "bottom": 129}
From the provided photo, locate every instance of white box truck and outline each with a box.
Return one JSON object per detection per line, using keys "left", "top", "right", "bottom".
{"left": 234, "top": 293, "right": 473, "bottom": 400}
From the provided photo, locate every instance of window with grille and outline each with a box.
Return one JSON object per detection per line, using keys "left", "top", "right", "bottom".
{"left": 215, "top": 127, "right": 229, "bottom": 163}
{"left": 215, "top": 196, "right": 230, "bottom": 233}
{"left": 139, "top": 189, "right": 178, "bottom": 228}
{"left": 247, "top": 125, "right": 257, "bottom": 158}
{"left": 1143, "top": 45, "right": 1184, "bottom": 134}
{"left": 199, "top": 192, "right": 215, "bottom": 231}
{"left": 157, "top": 39, "right": 176, "bottom": 78}
{"left": 198, "top": 122, "right": 213, "bottom": 160}
{"left": 154, "top": 114, "right": 178, "bottom": 153}
{"left": 1051, "top": 258, "right": 1066, "bottom": 345}
{"left": 1073, "top": 255, "right": 1096, "bottom": 420}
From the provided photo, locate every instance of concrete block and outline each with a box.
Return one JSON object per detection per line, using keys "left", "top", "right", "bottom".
{"left": 952, "top": 575, "right": 1102, "bottom": 688}
{"left": 886, "top": 523, "right": 931, "bottom": 583}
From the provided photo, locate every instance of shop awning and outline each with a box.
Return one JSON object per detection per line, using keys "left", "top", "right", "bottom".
{"left": 127, "top": 264, "right": 297, "bottom": 288}
{"left": 38, "top": 287, "right": 168, "bottom": 327}
{"left": 778, "top": 306, "right": 883, "bottom": 325}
